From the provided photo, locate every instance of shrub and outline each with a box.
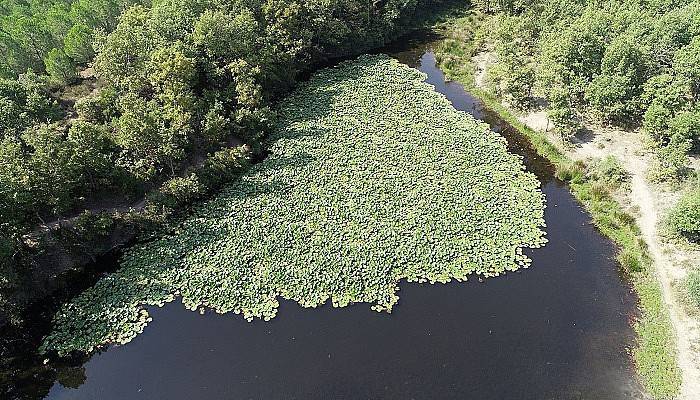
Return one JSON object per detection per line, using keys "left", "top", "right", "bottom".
{"left": 141, "top": 146, "right": 252, "bottom": 224}
{"left": 668, "top": 109, "right": 700, "bottom": 151}
{"left": 0, "top": 237, "right": 20, "bottom": 324}
{"left": 648, "top": 138, "right": 691, "bottom": 182}
{"left": 555, "top": 160, "right": 586, "bottom": 183}
{"left": 192, "top": 146, "right": 250, "bottom": 190}
{"left": 149, "top": 174, "right": 204, "bottom": 211}
{"left": 666, "top": 186, "right": 700, "bottom": 241}
{"left": 618, "top": 246, "right": 643, "bottom": 273}
{"left": 588, "top": 155, "right": 629, "bottom": 188}
{"left": 71, "top": 211, "right": 115, "bottom": 241}
{"left": 685, "top": 270, "right": 700, "bottom": 309}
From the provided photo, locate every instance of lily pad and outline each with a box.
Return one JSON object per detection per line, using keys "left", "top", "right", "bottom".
{"left": 41, "top": 55, "right": 547, "bottom": 355}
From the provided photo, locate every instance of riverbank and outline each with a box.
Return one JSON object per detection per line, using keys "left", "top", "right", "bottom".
{"left": 432, "top": 12, "right": 692, "bottom": 399}
{"left": 1, "top": 0, "right": 472, "bottom": 330}
{"left": 4, "top": 35, "right": 650, "bottom": 399}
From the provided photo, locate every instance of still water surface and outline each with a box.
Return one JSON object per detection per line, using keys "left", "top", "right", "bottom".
{"left": 4, "top": 31, "right": 646, "bottom": 400}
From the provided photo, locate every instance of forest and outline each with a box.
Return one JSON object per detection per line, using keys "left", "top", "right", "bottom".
{"left": 477, "top": 0, "right": 700, "bottom": 187}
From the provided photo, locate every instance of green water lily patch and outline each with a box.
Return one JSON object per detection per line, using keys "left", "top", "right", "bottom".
{"left": 41, "top": 55, "right": 547, "bottom": 355}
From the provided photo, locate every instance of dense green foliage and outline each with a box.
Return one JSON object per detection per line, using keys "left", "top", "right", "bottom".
{"left": 0, "top": 0, "right": 444, "bottom": 230}
{"left": 41, "top": 55, "right": 547, "bottom": 355}
{"left": 478, "top": 0, "right": 700, "bottom": 180}
{"left": 0, "top": 0, "right": 147, "bottom": 82}
{"left": 666, "top": 185, "right": 700, "bottom": 241}
{"left": 1, "top": 0, "right": 437, "bottom": 235}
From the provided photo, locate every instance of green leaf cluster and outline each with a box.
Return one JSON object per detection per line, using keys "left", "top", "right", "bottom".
{"left": 666, "top": 185, "right": 700, "bottom": 242}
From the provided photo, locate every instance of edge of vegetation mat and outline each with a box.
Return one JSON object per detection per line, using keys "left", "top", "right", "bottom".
{"left": 41, "top": 54, "right": 547, "bottom": 355}
{"left": 433, "top": 14, "right": 682, "bottom": 399}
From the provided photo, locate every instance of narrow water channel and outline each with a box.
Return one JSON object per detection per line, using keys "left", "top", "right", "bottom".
{"left": 2, "top": 31, "right": 645, "bottom": 400}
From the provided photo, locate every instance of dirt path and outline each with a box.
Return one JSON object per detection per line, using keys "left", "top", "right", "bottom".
{"left": 471, "top": 50, "right": 700, "bottom": 397}
{"left": 522, "top": 110, "right": 700, "bottom": 400}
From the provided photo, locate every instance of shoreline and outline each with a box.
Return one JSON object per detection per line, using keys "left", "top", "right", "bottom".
{"left": 431, "top": 15, "right": 693, "bottom": 399}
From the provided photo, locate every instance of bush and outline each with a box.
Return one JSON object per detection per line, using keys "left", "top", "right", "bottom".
{"left": 0, "top": 235, "right": 18, "bottom": 292}
{"left": 685, "top": 270, "right": 700, "bottom": 309}
{"left": 555, "top": 160, "right": 586, "bottom": 183}
{"left": 648, "top": 138, "right": 691, "bottom": 182}
{"left": 668, "top": 109, "right": 700, "bottom": 151}
{"left": 588, "top": 155, "right": 629, "bottom": 187}
{"left": 197, "top": 146, "right": 252, "bottom": 190}
{"left": 618, "top": 246, "right": 643, "bottom": 273}
{"left": 666, "top": 186, "right": 700, "bottom": 241}
{"left": 148, "top": 174, "right": 204, "bottom": 212}
{"left": 71, "top": 211, "right": 115, "bottom": 241}
{"left": 141, "top": 146, "right": 252, "bottom": 224}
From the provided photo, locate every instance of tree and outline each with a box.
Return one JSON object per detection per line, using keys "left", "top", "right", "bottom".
{"left": 148, "top": 0, "right": 208, "bottom": 41}
{"left": 44, "top": 48, "right": 77, "bottom": 85}
{"left": 114, "top": 89, "right": 189, "bottom": 179}
{"left": 674, "top": 37, "right": 700, "bottom": 99}
{"left": 21, "top": 123, "right": 78, "bottom": 215}
{"left": 0, "top": 74, "right": 61, "bottom": 137}
{"left": 67, "top": 120, "right": 116, "bottom": 188}
{"left": 10, "top": 14, "right": 56, "bottom": 73}
{"left": 44, "top": 3, "right": 73, "bottom": 44}
{"left": 192, "top": 9, "right": 259, "bottom": 61}
{"left": 64, "top": 23, "right": 95, "bottom": 64}
{"left": 0, "top": 135, "right": 31, "bottom": 225}
{"left": 538, "top": 11, "right": 608, "bottom": 101}
{"left": 642, "top": 74, "right": 692, "bottom": 145}
{"left": 586, "top": 73, "right": 638, "bottom": 123}
{"left": 94, "top": 5, "right": 160, "bottom": 90}
{"left": 114, "top": 93, "right": 164, "bottom": 180}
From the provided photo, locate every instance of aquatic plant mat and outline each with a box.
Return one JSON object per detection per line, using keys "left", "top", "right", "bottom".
{"left": 42, "top": 55, "right": 546, "bottom": 355}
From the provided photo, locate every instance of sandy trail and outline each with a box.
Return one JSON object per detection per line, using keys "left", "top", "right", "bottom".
{"left": 471, "top": 52, "right": 700, "bottom": 398}
{"left": 523, "top": 112, "right": 700, "bottom": 400}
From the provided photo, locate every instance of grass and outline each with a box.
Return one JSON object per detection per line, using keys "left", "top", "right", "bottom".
{"left": 681, "top": 269, "right": 700, "bottom": 312}
{"left": 433, "top": 14, "right": 681, "bottom": 399}
{"left": 41, "top": 54, "right": 547, "bottom": 356}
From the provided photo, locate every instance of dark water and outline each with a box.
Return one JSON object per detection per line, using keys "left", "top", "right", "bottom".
{"left": 2, "top": 31, "right": 645, "bottom": 400}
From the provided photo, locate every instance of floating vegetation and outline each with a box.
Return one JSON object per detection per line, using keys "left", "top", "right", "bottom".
{"left": 41, "top": 55, "right": 547, "bottom": 355}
